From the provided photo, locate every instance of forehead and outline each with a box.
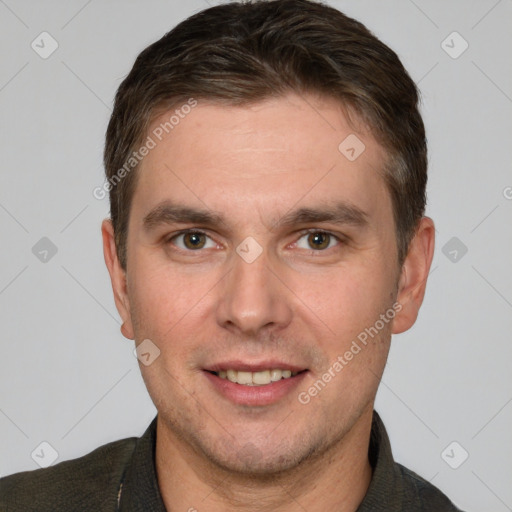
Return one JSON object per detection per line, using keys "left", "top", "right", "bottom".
{"left": 132, "top": 93, "right": 392, "bottom": 228}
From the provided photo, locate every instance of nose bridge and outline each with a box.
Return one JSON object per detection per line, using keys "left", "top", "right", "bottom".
{"left": 215, "top": 241, "right": 292, "bottom": 335}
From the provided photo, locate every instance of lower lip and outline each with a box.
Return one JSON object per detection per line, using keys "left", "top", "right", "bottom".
{"left": 203, "top": 370, "right": 308, "bottom": 406}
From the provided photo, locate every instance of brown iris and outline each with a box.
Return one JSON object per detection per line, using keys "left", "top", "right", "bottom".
{"left": 183, "top": 232, "right": 207, "bottom": 249}
{"left": 307, "top": 232, "right": 330, "bottom": 250}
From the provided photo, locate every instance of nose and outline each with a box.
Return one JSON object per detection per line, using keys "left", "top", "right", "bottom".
{"left": 215, "top": 245, "right": 293, "bottom": 337}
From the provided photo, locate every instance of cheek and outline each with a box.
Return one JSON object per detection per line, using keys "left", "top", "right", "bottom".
{"left": 129, "top": 257, "right": 198, "bottom": 324}
{"left": 300, "top": 270, "right": 394, "bottom": 410}
{"left": 127, "top": 261, "right": 217, "bottom": 368}
{"left": 293, "top": 263, "right": 394, "bottom": 343}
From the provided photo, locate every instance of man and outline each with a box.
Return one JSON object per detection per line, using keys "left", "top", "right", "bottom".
{"left": 0, "top": 0, "right": 464, "bottom": 510}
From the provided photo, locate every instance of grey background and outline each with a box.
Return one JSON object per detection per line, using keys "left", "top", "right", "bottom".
{"left": 1, "top": 1, "right": 511, "bottom": 510}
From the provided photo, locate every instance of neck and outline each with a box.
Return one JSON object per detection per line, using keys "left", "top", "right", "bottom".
{"left": 155, "top": 407, "right": 374, "bottom": 512}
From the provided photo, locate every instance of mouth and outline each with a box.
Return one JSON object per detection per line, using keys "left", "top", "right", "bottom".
{"left": 203, "top": 362, "right": 309, "bottom": 406}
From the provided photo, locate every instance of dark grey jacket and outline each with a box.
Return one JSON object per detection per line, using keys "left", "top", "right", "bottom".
{"left": 0, "top": 412, "right": 463, "bottom": 511}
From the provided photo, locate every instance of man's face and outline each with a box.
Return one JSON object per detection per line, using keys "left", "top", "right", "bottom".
{"left": 115, "top": 94, "right": 404, "bottom": 473}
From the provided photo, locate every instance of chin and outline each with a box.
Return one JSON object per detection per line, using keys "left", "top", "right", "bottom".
{"left": 209, "top": 449, "right": 304, "bottom": 477}
{"left": 200, "top": 429, "right": 325, "bottom": 477}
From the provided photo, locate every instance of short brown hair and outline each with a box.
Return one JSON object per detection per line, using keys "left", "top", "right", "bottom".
{"left": 104, "top": 0, "right": 427, "bottom": 270}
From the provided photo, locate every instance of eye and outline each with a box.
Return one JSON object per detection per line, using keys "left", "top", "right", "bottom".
{"left": 295, "top": 230, "right": 341, "bottom": 251}
{"left": 168, "top": 230, "right": 217, "bottom": 251}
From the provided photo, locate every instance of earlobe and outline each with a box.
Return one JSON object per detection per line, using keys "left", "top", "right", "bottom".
{"left": 101, "top": 219, "right": 135, "bottom": 340}
{"left": 392, "top": 217, "right": 435, "bottom": 335}
{"left": 120, "top": 322, "right": 134, "bottom": 340}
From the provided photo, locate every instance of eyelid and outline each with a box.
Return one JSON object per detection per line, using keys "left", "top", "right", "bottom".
{"left": 166, "top": 227, "right": 210, "bottom": 239}
{"left": 297, "top": 228, "right": 344, "bottom": 239}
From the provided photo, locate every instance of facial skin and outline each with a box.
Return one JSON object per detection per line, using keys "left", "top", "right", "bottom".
{"left": 103, "top": 93, "right": 435, "bottom": 511}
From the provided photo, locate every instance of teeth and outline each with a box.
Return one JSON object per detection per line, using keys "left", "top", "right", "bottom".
{"left": 237, "top": 371, "right": 253, "bottom": 385}
{"left": 216, "top": 369, "right": 299, "bottom": 386}
{"left": 253, "top": 370, "right": 271, "bottom": 385}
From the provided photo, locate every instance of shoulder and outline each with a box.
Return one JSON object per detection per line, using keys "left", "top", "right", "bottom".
{"left": 0, "top": 436, "right": 137, "bottom": 512}
{"left": 396, "top": 462, "right": 464, "bottom": 511}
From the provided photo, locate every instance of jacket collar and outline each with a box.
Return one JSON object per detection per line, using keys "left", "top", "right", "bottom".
{"left": 356, "top": 411, "right": 405, "bottom": 511}
{"left": 118, "top": 417, "right": 166, "bottom": 511}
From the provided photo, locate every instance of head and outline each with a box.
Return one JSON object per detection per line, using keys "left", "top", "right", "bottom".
{"left": 102, "top": 0, "right": 434, "bottom": 476}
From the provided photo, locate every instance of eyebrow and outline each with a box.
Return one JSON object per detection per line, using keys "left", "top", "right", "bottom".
{"left": 142, "top": 200, "right": 368, "bottom": 232}
{"left": 142, "top": 201, "right": 224, "bottom": 231}
{"left": 273, "top": 202, "right": 368, "bottom": 230}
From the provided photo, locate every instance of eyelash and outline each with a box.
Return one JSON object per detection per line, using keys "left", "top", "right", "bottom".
{"left": 166, "top": 228, "right": 344, "bottom": 253}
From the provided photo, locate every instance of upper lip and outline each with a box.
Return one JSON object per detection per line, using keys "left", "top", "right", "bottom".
{"left": 204, "top": 360, "right": 307, "bottom": 373}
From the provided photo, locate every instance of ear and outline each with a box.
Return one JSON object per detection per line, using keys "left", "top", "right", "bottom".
{"left": 392, "top": 217, "right": 435, "bottom": 335}
{"left": 101, "top": 219, "right": 135, "bottom": 340}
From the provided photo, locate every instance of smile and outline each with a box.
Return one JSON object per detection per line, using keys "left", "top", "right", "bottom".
{"left": 212, "top": 369, "right": 300, "bottom": 386}
{"left": 203, "top": 363, "right": 309, "bottom": 406}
